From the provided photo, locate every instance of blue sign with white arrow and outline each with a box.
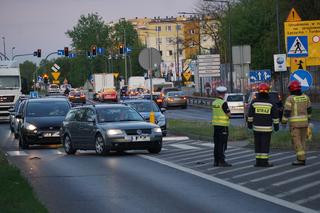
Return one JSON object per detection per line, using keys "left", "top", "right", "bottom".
{"left": 249, "top": 69, "right": 271, "bottom": 83}
{"left": 97, "top": 47, "right": 105, "bottom": 55}
{"left": 290, "top": 69, "right": 312, "bottom": 92}
{"left": 57, "top": 50, "right": 64, "bottom": 56}
{"left": 125, "top": 47, "right": 132, "bottom": 54}
{"left": 29, "top": 91, "right": 39, "bottom": 99}
{"left": 69, "top": 53, "right": 76, "bottom": 58}
{"left": 287, "top": 36, "right": 308, "bottom": 57}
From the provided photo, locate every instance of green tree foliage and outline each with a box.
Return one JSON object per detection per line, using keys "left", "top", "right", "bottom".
{"left": 19, "top": 61, "right": 36, "bottom": 93}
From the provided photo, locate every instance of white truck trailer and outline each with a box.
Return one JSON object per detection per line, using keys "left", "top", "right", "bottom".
{"left": 0, "top": 61, "right": 21, "bottom": 121}
{"left": 92, "top": 73, "right": 115, "bottom": 93}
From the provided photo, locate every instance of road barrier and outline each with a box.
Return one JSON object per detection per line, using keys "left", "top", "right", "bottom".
{"left": 187, "top": 96, "right": 215, "bottom": 108}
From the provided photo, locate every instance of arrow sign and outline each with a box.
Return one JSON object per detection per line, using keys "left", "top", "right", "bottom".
{"left": 258, "top": 72, "right": 262, "bottom": 80}
{"left": 290, "top": 69, "right": 312, "bottom": 92}
{"left": 51, "top": 72, "right": 60, "bottom": 80}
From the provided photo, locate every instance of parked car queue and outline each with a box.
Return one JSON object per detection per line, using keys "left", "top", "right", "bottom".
{"left": 8, "top": 95, "right": 164, "bottom": 155}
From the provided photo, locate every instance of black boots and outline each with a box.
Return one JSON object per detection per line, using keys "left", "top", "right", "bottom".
{"left": 254, "top": 159, "right": 273, "bottom": 167}
{"left": 292, "top": 160, "right": 306, "bottom": 166}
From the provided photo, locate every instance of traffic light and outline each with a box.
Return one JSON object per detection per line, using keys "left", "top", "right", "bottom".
{"left": 64, "top": 47, "right": 69, "bottom": 57}
{"left": 43, "top": 74, "right": 48, "bottom": 84}
{"left": 37, "top": 49, "right": 41, "bottom": 57}
{"left": 92, "top": 46, "right": 97, "bottom": 56}
{"left": 119, "top": 44, "right": 124, "bottom": 54}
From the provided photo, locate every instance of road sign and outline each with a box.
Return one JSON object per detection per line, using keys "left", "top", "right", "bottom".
{"left": 29, "top": 91, "right": 38, "bottom": 99}
{"left": 57, "top": 50, "right": 64, "bottom": 56}
{"left": 113, "top": 72, "right": 119, "bottom": 78}
{"left": 138, "top": 48, "right": 162, "bottom": 71}
{"left": 249, "top": 70, "right": 271, "bottom": 83}
{"left": 183, "top": 71, "right": 192, "bottom": 81}
{"left": 287, "top": 36, "right": 308, "bottom": 57}
{"left": 125, "top": 47, "right": 132, "bottom": 54}
{"left": 51, "top": 72, "right": 60, "bottom": 80}
{"left": 290, "top": 69, "right": 312, "bottom": 92}
{"left": 69, "top": 53, "right": 76, "bottom": 58}
{"left": 273, "top": 54, "right": 287, "bottom": 72}
{"left": 97, "top": 47, "right": 105, "bottom": 55}
{"left": 52, "top": 80, "right": 60, "bottom": 84}
{"left": 51, "top": 63, "right": 60, "bottom": 72}
{"left": 290, "top": 58, "right": 306, "bottom": 72}
{"left": 286, "top": 8, "right": 301, "bottom": 22}
{"left": 197, "top": 54, "right": 220, "bottom": 77}
{"left": 37, "top": 76, "right": 43, "bottom": 82}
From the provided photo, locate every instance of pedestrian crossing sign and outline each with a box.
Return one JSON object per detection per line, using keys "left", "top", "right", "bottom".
{"left": 287, "top": 36, "right": 308, "bottom": 57}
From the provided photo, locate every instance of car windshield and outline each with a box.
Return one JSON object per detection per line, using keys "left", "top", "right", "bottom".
{"left": 126, "top": 101, "right": 159, "bottom": 112}
{"left": 97, "top": 107, "right": 144, "bottom": 122}
{"left": 227, "top": 95, "right": 243, "bottom": 102}
{"left": 26, "top": 101, "right": 70, "bottom": 117}
{"left": 167, "top": 91, "right": 184, "bottom": 96}
{"left": 0, "top": 76, "right": 20, "bottom": 90}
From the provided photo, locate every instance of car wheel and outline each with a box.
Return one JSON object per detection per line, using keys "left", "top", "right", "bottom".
{"left": 148, "top": 141, "right": 162, "bottom": 154}
{"left": 19, "top": 135, "right": 29, "bottom": 149}
{"left": 95, "top": 134, "right": 109, "bottom": 155}
{"left": 63, "top": 135, "right": 76, "bottom": 155}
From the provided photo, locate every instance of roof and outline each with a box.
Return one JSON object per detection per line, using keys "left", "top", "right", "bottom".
{"left": 27, "top": 97, "right": 68, "bottom": 103}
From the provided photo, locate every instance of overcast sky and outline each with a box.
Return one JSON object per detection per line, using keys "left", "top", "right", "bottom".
{"left": 0, "top": 0, "right": 199, "bottom": 62}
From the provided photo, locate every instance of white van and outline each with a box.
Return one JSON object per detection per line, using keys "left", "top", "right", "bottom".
{"left": 224, "top": 93, "right": 245, "bottom": 115}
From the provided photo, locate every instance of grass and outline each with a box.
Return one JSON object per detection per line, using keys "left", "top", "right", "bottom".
{"left": 0, "top": 151, "right": 47, "bottom": 213}
{"left": 312, "top": 109, "right": 320, "bottom": 121}
{"left": 168, "top": 119, "right": 319, "bottom": 150}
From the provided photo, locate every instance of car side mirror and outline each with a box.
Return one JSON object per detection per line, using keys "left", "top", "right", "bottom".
{"left": 161, "top": 108, "right": 166, "bottom": 113}
{"left": 87, "top": 117, "right": 96, "bottom": 123}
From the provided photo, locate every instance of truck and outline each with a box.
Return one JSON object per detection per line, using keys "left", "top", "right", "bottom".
{"left": 128, "top": 76, "right": 145, "bottom": 90}
{"left": 0, "top": 61, "right": 21, "bottom": 121}
{"left": 144, "top": 78, "right": 174, "bottom": 95}
{"left": 92, "top": 73, "right": 115, "bottom": 100}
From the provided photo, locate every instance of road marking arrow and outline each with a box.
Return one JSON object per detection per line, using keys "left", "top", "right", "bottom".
{"left": 293, "top": 73, "right": 309, "bottom": 87}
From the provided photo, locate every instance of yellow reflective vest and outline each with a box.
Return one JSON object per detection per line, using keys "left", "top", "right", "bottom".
{"left": 212, "top": 98, "right": 230, "bottom": 126}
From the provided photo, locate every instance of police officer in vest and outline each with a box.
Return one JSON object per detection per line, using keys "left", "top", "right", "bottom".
{"left": 282, "top": 80, "right": 312, "bottom": 166}
{"left": 247, "top": 83, "right": 279, "bottom": 167}
{"left": 212, "top": 86, "right": 232, "bottom": 167}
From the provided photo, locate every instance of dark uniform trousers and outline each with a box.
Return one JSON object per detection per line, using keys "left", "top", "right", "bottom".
{"left": 254, "top": 131, "right": 271, "bottom": 165}
{"left": 213, "top": 126, "right": 228, "bottom": 163}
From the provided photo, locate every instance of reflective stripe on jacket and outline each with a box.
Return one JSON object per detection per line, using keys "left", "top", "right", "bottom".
{"left": 212, "top": 98, "right": 230, "bottom": 126}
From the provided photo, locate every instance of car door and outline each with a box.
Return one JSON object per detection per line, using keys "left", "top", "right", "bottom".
{"left": 64, "top": 109, "right": 78, "bottom": 146}
{"left": 81, "top": 108, "right": 97, "bottom": 148}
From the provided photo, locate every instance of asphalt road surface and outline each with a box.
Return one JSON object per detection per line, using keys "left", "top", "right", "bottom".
{"left": 0, "top": 123, "right": 313, "bottom": 213}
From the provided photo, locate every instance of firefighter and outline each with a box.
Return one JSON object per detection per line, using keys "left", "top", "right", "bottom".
{"left": 247, "top": 83, "right": 279, "bottom": 167}
{"left": 212, "top": 86, "right": 232, "bottom": 167}
{"left": 282, "top": 80, "right": 312, "bottom": 166}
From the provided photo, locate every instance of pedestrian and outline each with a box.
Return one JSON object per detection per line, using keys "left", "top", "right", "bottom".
{"left": 247, "top": 83, "right": 279, "bottom": 167}
{"left": 212, "top": 86, "right": 232, "bottom": 167}
{"left": 282, "top": 80, "right": 312, "bottom": 166}
{"left": 205, "top": 82, "right": 211, "bottom": 97}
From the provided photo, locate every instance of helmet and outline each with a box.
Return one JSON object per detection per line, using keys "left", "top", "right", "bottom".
{"left": 288, "top": 80, "right": 301, "bottom": 92}
{"left": 257, "top": 83, "right": 270, "bottom": 93}
{"left": 216, "top": 86, "right": 227, "bottom": 93}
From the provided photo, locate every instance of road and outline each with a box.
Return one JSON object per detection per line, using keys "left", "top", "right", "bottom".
{"left": 1, "top": 123, "right": 315, "bottom": 213}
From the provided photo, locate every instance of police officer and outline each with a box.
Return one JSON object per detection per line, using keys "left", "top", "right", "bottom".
{"left": 282, "top": 80, "right": 312, "bottom": 166}
{"left": 247, "top": 83, "right": 279, "bottom": 167}
{"left": 212, "top": 86, "right": 232, "bottom": 167}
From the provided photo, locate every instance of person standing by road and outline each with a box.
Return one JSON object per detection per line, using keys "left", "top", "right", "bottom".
{"left": 282, "top": 80, "right": 312, "bottom": 166}
{"left": 247, "top": 83, "right": 279, "bottom": 167}
{"left": 212, "top": 86, "right": 232, "bottom": 167}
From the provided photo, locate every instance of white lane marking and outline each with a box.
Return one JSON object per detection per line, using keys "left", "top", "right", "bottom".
{"left": 164, "top": 149, "right": 212, "bottom": 161}
{"left": 163, "top": 136, "right": 189, "bottom": 142}
{"left": 139, "top": 154, "right": 318, "bottom": 213}
{"left": 215, "top": 153, "right": 285, "bottom": 175}
{"left": 196, "top": 142, "right": 214, "bottom": 147}
{"left": 169, "top": 144, "right": 200, "bottom": 150}
{"left": 160, "top": 148, "right": 209, "bottom": 158}
{"left": 273, "top": 170, "right": 320, "bottom": 187}
{"left": 296, "top": 193, "right": 320, "bottom": 205}
{"left": 249, "top": 157, "right": 320, "bottom": 183}
{"left": 276, "top": 180, "right": 320, "bottom": 198}
{"left": 7, "top": 151, "right": 28, "bottom": 156}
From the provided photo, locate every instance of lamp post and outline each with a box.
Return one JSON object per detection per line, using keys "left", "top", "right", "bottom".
{"left": 120, "top": 18, "right": 128, "bottom": 84}
{"left": 276, "top": 0, "right": 283, "bottom": 96}
{"left": 2, "top": 37, "right": 6, "bottom": 60}
{"left": 11, "top": 47, "right": 15, "bottom": 60}
{"left": 203, "top": 0, "right": 233, "bottom": 92}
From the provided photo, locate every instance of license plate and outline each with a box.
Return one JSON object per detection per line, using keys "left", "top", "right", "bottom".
{"left": 131, "top": 135, "right": 150, "bottom": 142}
{"left": 43, "top": 132, "right": 60, "bottom": 137}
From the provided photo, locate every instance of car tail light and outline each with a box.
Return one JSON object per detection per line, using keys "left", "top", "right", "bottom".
{"left": 182, "top": 96, "right": 187, "bottom": 100}
{"left": 156, "top": 99, "right": 162, "bottom": 103}
{"left": 168, "top": 97, "right": 174, "bottom": 101}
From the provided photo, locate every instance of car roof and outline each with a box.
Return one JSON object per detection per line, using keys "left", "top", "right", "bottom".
{"left": 27, "top": 97, "right": 68, "bottom": 102}
{"left": 123, "top": 99, "right": 153, "bottom": 103}
{"left": 94, "top": 104, "right": 128, "bottom": 109}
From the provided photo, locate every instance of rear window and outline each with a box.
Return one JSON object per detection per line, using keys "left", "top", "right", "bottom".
{"left": 167, "top": 91, "right": 184, "bottom": 96}
{"left": 227, "top": 95, "right": 243, "bottom": 102}
{"left": 49, "top": 84, "right": 59, "bottom": 89}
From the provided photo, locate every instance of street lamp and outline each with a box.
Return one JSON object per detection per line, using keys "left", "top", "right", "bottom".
{"left": 11, "top": 47, "right": 15, "bottom": 60}
{"left": 203, "top": 0, "right": 233, "bottom": 92}
{"left": 120, "top": 18, "right": 128, "bottom": 84}
{"left": 2, "top": 37, "right": 6, "bottom": 60}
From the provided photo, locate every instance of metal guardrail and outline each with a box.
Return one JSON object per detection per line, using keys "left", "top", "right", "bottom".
{"left": 187, "top": 96, "right": 215, "bottom": 108}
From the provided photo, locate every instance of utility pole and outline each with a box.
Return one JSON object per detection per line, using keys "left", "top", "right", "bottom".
{"left": 276, "top": 0, "right": 283, "bottom": 96}
{"left": 176, "top": 23, "right": 180, "bottom": 86}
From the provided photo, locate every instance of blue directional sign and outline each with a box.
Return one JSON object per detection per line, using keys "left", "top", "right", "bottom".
{"left": 37, "top": 76, "right": 43, "bottom": 82}
{"left": 249, "top": 69, "right": 271, "bottom": 83}
{"left": 125, "top": 47, "right": 132, "bottom": 54}
{"left": 97, "top": 47, "right": 105, "bottom": 55}
{"left": 57, "top": 50, "right": 64, "bottom": 56}
{"left": 290, "top": 69, "right": 312, "bottom": 92}
{"left": 69, "top": 53, "right": 76, "bottom": 58}
{"left": 287, "top": 36, "right": 308, "bottom": 57}
{"left": 29, "top": 91, "right": 39, "bottom": 99}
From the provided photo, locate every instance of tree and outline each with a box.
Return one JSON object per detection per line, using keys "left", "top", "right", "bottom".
{"left": 19, "top": 61, "right": 36, "bottom": 93}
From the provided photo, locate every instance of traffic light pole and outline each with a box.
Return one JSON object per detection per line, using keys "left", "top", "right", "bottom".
{"left": 12, "top": 53, "right": 34, "bottom": 61}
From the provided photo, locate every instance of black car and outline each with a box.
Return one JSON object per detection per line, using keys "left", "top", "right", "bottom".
{"left": 9, "top": 95, "right": 28, "bottom": 132}
{"left": 16, "top": 98, "right": 71, "bottom": 149}
{"left": 60, "top": 104, "right": 163, "bottom": 155}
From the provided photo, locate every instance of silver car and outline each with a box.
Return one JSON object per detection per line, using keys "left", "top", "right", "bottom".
{"left": 60, "top": 104, "right": 163, "bottom": 155}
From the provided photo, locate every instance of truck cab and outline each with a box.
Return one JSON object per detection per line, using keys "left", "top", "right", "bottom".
{"left": 0, "top": 61, "right": 21, "bottom": 121}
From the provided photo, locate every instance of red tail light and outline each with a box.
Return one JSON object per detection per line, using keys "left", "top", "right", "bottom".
{"left": 183, "top": 96, "right": 187, "bottom": 100}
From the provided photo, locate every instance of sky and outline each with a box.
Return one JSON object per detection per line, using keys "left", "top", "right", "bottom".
{"left": 0, "top": 0, "right": 199, "bottom": 63}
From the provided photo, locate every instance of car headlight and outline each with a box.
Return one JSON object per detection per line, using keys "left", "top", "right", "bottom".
{"left": 25, "top": 122, "right": 37, "bottom": 131}
{"left": 107, "top": 129, "right": 124, "bottom": 137}
{"left": 153, "top": 127, "right": 162, "bottom": 133}
{"left": 157, "top": 116, "right": 166, "bottom": 126}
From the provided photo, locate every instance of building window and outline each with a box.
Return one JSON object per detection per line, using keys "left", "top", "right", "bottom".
{"left": 160, "top": 51, "right": 163, "bottom": 56}
{"left": 179, "top": 50, "right": 183, "bottom": 55}
{"left": 166, "top": 26, "right": 172, "bottom": 32}
{"left": 176, "top": 25, "right": 181, "bottom": 31}
{"left": 156, "top": 26, "right": 161, "bottom": 32}
{"left": 169, "top": 50, "right": 173, "bottom": 56}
